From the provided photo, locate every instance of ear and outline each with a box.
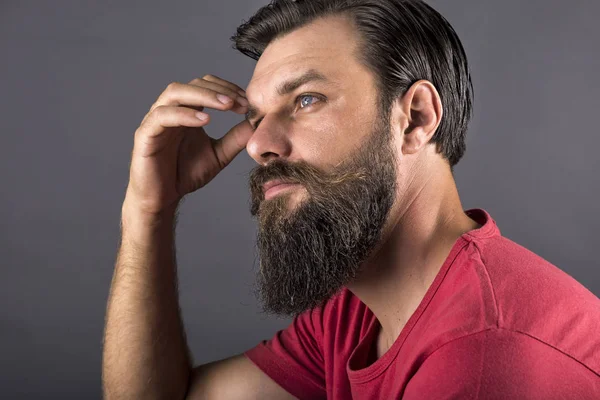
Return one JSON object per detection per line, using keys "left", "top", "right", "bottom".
{"left": 393, "top": 80, "right": 443, "bottom": 156}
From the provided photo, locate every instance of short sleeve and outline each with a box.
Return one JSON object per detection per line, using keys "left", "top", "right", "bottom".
{"left": 402, "top": 328, "right": 600, "bottom": 400}
{"left": 244, "top": 306, "right": 326, "bottom": 400}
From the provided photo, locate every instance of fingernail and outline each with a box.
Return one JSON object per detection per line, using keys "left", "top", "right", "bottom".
{"left": 237, "top": 96, "right": 249, "bottom": 106}
{"left": 217, "top": 94, "right": 232, "bottom": 104}
{"left": 195, "top": 112, "right": 208, "bottom": 120}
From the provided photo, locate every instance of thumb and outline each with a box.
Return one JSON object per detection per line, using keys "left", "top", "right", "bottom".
{"left": 213, "top": 119, "right": 254, "bottom": 169}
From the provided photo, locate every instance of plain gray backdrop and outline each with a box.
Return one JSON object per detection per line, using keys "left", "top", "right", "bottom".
{"left": 1, "top": 0, "right": 598, "bottom": 398}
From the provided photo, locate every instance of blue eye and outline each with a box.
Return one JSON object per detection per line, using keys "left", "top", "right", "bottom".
{"left": 298, "top": 94, "right": 321, "bottom": 108}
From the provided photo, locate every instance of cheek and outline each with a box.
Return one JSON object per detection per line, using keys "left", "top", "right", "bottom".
{"left": 294, "top": 115, "right": 367, "bottom": 168}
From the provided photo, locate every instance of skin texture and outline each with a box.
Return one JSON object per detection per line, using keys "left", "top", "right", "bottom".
{"left": 247, "top": 111, "right": 397, "bottom": 317}
{"left": 244, "top": 15, "right": 481, "bottom": 357}
{"left": 103, "top": 13, "right": 482, "bottom": 400}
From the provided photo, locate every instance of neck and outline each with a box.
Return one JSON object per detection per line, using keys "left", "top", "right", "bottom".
{"left": 346, "top": 161, "right": 481, "bottom": 354}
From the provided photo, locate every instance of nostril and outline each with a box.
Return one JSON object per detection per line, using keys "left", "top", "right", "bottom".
{"left": 261, "top": 152, "right": 279, "bottom": 161}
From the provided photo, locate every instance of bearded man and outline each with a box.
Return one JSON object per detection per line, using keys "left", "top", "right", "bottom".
{"left": 102, "top": 0, "right": 600, "bottom": 399}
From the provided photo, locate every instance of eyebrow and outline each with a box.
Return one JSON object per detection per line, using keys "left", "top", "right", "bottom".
{"left": 245, "top": 69, "right": 329, "bottom": 126}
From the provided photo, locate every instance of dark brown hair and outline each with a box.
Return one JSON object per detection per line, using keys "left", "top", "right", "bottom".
{"left": 231, "top": 0, "right": 474, "bottom": 169}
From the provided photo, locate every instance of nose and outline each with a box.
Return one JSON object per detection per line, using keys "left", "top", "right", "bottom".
{"left": 246, "top": 116, "right": 292, "bottom": 165}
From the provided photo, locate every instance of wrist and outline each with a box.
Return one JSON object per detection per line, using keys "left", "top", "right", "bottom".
{"left": 122, "top": 200, "right": 178, "bottom": 225}
{"left": 122, "top": 188, "right": 180, "bottom": 223}
{"left": 121, "top": 197, "right": 179, "bottom": 244}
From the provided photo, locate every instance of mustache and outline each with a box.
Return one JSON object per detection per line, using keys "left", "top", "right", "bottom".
{"left": 249, "top": 159, "right": 322, "bottom": 194}
{"left": 248, "top": 158, "right": 369, "bottom": 201}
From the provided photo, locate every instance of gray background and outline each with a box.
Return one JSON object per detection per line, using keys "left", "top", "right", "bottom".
{"left": 1, "top": 0, "right": 598, "bottom": 398}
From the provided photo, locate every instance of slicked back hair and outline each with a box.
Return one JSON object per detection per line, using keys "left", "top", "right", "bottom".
{"left": 231, "top": 0, "right": 474, "bottom": 169}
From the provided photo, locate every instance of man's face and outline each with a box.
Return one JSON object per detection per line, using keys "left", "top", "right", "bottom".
{"left": 245, "top": 16, "right": 398, "bottom": 316}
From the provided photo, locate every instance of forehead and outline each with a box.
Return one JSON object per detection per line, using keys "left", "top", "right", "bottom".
{"left": 246, "top": 15, "right": 369, "bottom": 96}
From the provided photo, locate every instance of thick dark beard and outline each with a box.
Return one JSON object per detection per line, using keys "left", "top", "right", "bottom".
{"left": 248, "top": 111, "right": 397, "bottom": 318}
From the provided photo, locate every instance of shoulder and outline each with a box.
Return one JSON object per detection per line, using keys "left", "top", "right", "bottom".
{"left": 403, "top": 328, "right": 600, "bottom": 399}
{"left": 466, "top": 234, "right": 600, "bottom": 375}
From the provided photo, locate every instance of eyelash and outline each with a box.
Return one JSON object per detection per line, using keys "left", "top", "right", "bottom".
{"left": 296, "top": 93, "right": 324, "bottom": 109}
{"left": 252, "top": 93, "right": 325, "bottom": 130}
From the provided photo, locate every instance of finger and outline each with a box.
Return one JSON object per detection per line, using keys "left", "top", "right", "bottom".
{"left": 212, "top": 119, "right": 254, "bottom": 169}
{"left": 142, "top": 102, "right": 207, "bottom": 126}
{"left": 199, "top": 75, "right": 247, "bottom": 98}
{"left": 187, "top": 79, "right": 249, "bottom": 113}
{"left": 138, "top": 105, "right": 210, "bottom": 138}
{"left": 188, "top": 78, "right": 248, "bottom": 105}
{"left": 150, "top": 82, "right": 246, "bottom": 114}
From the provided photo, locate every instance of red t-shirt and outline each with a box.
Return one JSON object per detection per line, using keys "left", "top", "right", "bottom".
{"left": 244, "top": 208, "right": 600, "bottom": 399}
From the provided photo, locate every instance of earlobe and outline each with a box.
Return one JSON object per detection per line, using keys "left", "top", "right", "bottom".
{"left": 399, "top": 80, "right": 443, "bottom": 156}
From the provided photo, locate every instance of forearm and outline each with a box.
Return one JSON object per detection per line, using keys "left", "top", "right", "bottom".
{"left": 102, "top": 198, "right": 191, "bottom": 400}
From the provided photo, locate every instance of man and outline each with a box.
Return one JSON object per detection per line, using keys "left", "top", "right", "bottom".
{"left": 102, "top": 0, "right": 600, "bottom": 398}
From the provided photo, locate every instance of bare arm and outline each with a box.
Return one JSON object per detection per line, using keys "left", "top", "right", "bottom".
{"left": 186, "top": 355, "right": 297, "bottom": 399}
{"left": 102, "top": 198, "right": 190, "bottom": 399}
{"left": 102, "top": 75, "right": 295, "bottom": 400}
{"left": 102, "top": 198, "right": 296, "bottom": 400}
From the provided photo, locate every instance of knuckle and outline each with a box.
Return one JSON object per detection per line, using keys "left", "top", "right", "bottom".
{"left": 152, "top": 105, "right": 167, "bottom": 115}
{"left": 202, "top": 74, "right": 215, "bottom": 80}
{"left": 149, "top": 105, "right": 168, "bottom": 122}
{"left": 134, "top": 124, "right": 146, "bottom": 138}
{"left": 148, "top": 101, "right": 159, "bottom": 113}
{"left": 165, "top": 81, "right": 180, "bottom": 92}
